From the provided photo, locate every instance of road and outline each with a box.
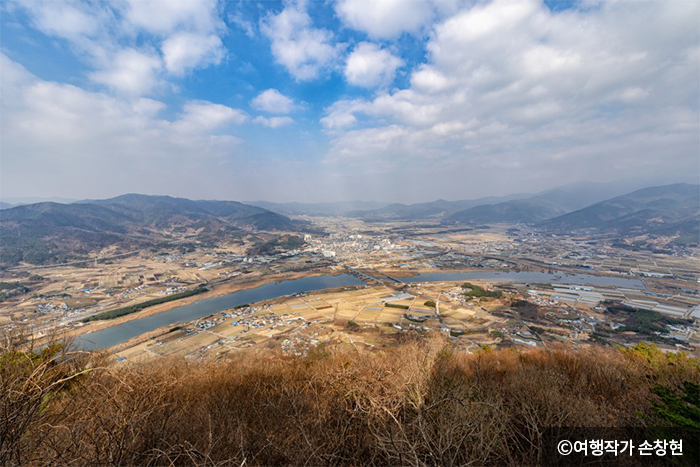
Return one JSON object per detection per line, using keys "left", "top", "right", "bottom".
{"left": 9, "top": 249, "right": 141, "bottom": 271}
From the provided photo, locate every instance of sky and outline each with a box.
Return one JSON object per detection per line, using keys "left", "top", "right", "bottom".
{"left": 0, "top": 0, "right": 698, "bottom": 203}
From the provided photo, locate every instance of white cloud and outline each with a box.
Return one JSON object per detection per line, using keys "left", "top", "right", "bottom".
{"left": 261, "top": 2, "right": 341, "bottom": 80}
{"left": 228, "top": 10, "right": 255, "bottom": 37}
{"left": 335, "top": 0, "right": 430, "bottom": 38}
{"left": 616, "top": 87, "right": 650, "bottom": 104}
{"left": 89, "top": 48, "right": 163, "bottom": 95}
{"left": 344, "top": 42, "right": 403, "bottom": 88}
{"left": 334, "top": 0, "right": 459, "bottom": 39}
{"left": 120, "top": 0, "right": 222, "bottom": 35}
{"left": 251, "top": 89, "right": 296, "bottom": 114}
{"left": 6, "top": 0, "right": 111, "bottom": 43}
{"left": 320, "top": 111, "right": 356, "bottom": 130}
{"left": 162, "top": 33, "right": 224, "bottom": 75}
{"left": 320, "top": 99, "right": 364, "bottom": 130}
{"left": 254, "top": 116, "right": 295, "bottom": 128}
{"left": 8, "top": 0, "right": 228, "bottom": 94}
{"left": 178, "top": 101, "right": 248, "bottom": 129}
{"left": 410, "top": 65, "right": 454, "bottom": 93}
{"left": 121, "top": 0, "right": 227, "bottom": 78}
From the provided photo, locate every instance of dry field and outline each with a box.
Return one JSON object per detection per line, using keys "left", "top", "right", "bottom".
{"left": 0, "top": 245, "right": 340, "bottom": 342}
{"left": 111, "top": 282, "right": 504, "bottom": 364}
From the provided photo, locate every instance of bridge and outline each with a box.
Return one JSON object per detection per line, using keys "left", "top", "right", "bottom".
{"left": 348, "top": 268, "right": 404, "bottom": 286}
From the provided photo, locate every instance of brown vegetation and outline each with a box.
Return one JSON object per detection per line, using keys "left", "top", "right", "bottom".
{"left": 2, "top": 332, "right": 698, "bottom": 466}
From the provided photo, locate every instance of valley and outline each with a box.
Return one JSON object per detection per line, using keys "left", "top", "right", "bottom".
{"left": 1, "top": 184, "right": 698, "bottom": 362}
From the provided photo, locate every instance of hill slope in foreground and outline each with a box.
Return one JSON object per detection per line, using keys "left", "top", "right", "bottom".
{"left": 4, "top": 335, "right": 699, "bottom": 466}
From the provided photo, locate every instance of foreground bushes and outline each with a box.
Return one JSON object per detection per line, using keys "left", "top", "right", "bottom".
{"left": 2, "top": 333, "right": 698, "bottom": 466}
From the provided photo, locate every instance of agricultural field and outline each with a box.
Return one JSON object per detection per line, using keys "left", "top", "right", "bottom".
{"left": 112, "top": 283, "right": 507, "bottom": 363}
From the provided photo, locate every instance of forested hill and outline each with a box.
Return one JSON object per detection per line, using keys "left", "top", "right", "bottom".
{"left": 538, "top": 183, "right": 700, "bottom": 243}
{"left": 0, "top": 194, "right": 304, "bottom": 266}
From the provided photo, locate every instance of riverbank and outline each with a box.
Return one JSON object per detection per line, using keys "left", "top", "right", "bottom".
{"left": 74, "top": 273, "right": 365, "bottom": 350}
{"left": 66, "top": 267, "right": 648, "bottom": 352}
{"left": 108, "top": 281, "right": 370, "bottom": 356}
{"left": 66, "top": 269, "right": 344, "bottom": 340}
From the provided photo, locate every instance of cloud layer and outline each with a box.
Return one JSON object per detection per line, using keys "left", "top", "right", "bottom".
{"left": 323, "top": 0, "right": 699, "bottom": 193}
{"left": 0, "top": 54, "right": 249, "bottom": 199}
{"left": 1, "top": 0, "right": 698, "bottom": 202}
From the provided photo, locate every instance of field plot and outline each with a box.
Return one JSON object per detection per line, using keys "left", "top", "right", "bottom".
{"left": 111, "top": 285, "right": 443, "bottom": 362}
{"left": 335, "top": 304, "right": 360, "bottom": 321}
{"left": 353, "top": 308, "right": 380, "bottom": 324}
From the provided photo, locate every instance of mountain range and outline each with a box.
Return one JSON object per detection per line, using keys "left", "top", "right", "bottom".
{"left": 346, "top": 194, "right": 528, "bottom": 221}
{"left": 261, "top": 182, "right": 697, "bottom": 245}
{"left": 538, "top": 183, "right": 699, "bottom": 242}
{"left": 0, "top": 194, "right": 303, "bottom": 266}
{"left": 351, "top": 180, "right": 662, "bottom": 223}
{"left": 245, "top": 200, "right": 390, "bottom": 217}
{"left": 246, "top": 180, "right": 653, "bottom": 221}
{"left": 1, "top": 182, "right": 696, "bottom": 266}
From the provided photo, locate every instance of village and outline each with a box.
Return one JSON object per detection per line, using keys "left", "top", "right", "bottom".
{"left": 1, "top": 217, "right": 698, "bottom": 362}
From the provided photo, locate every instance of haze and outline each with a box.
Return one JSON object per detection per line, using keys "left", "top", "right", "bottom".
{"left": 1, "top": 0, "right": 698, "bottom": 203}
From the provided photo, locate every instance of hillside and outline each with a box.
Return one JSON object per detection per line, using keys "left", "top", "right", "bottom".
{"left": 4, "top": 336, "right": 698, "bottom": 466}
{"left": 444, "top": 198, "right": 567, "bottom": 224}
{"left": 348, "top": 180, "right": 655, "bottom": 223}
{"left": 0, "top": 202, "right": 134, "bottom": 265}
{"left": 1, "top": 202, "right": 132, "bottom": 233}
{"left": 348, "top": 194, "right": 528, "bottom": 221}
{"left": 86, "top": 194, "right": 293, "bottom": 229}
{"left": 533, "top": 179, "right": 660, "bottom": 212}
{"left": 539, "top": 183, "right": 699, "bottom": 241}
{"left": 0, "top": 194, "right": 303, "bottom": 266}
{"left": 442, "top": 180, "right": 661, "bottom": 225}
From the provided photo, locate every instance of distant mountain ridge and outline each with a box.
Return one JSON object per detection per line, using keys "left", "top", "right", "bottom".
{"left": 344, "top": 180, "right": 660, "bottom": 223}
{"left": 2, "top": 182, "right": 695, "bottom": 266}
{"left": 245, "top": 200, "right": 391, "bottom": 216}
{"left": 347, "top": 194, "right": 530, "bottom": 221}
{"left": 443, "top": 180, "right": 671, "bottom": 225}
{"left": 538, "top": 184, "right": 699, "bottom": 240}
{"left": 0, "top": 194, "right": 303, "bottom": 266}
{"left": 444, "top": 198, "right": 566, "bottom": 224}
{"left": 77, "top": 194, "right": 299, "bottom": 230}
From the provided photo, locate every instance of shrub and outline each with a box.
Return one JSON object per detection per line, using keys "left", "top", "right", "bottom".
{"left": 3, "top": 335, "right": 698, "bottom": 466}
{"left": 462, "top": 282, "right": 502, "bottom": 299}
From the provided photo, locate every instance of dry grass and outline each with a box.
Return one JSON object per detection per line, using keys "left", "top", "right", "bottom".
{"left": 2, "top": 332, "right": 698, "bottom": 466}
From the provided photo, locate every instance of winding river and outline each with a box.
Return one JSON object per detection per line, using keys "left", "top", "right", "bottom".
{"left": 76, "top": 274, "right": 364, "bottom": 350}
{"left": 76, "top": 270, "right": 645, "bottom": 350}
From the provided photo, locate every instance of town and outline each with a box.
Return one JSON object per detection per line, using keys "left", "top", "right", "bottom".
{"left": 2, "top": 214, "right": 698, "bottom": 363}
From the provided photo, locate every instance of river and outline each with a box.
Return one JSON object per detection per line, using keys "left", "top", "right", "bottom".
{"left": 76, "top": 274, "right": 364, "bottom": 350}
{"left": 76, "top": 270, "right": 645, "bottom": 350}
{"left": 401, "top": 271, "right": 646, "bottom": 288}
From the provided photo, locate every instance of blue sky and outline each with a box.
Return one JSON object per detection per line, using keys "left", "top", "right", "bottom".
{"left": 1, "top": 0, "right": 698, "bottom": 203}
